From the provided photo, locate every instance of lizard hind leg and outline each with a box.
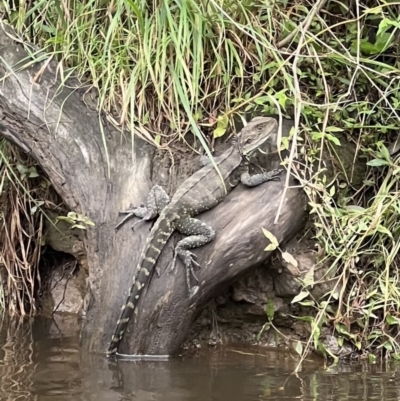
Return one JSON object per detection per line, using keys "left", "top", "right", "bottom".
{"left": 115, "top": 185, "right": 170, "bottom": 230}
{"left": 171, "top": 217, "right": 216, "bottom": 298}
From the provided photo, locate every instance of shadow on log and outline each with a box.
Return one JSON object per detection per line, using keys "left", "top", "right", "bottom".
{"left": 0, "top": 24, "right": 306, "bottom": 355}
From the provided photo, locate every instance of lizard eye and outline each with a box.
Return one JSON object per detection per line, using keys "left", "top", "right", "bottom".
{"left": 256, "top": 124, "right": 265, "bottom": 132}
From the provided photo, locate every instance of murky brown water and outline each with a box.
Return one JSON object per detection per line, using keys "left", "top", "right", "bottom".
{"left": 1, "top": 316, "right": 400, "bottom": 401}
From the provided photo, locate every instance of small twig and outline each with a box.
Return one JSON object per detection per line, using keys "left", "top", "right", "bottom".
{"left": 274, "top": 0, "right": 329, "bottom": 226}
{"left": 276, "top": 0, "right": 328, "bottom": 49}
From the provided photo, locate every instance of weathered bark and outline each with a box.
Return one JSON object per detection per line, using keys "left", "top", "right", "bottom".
{"left": 0, "top": 25, "right": 305, "bottom": 355}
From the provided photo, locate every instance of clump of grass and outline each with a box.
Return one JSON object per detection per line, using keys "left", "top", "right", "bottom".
{"left": 0, "top": 140, "right": 60, "bottom": 317}
{"left": 2, "top": 0, "right": 295, "bottom": 148}
{"left": 2, "top": 0, "right": 400, "bottom": 360}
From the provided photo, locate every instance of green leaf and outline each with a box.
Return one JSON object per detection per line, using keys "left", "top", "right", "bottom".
{"left": 213, "top": 115, "right": 229, "bottom": 138}
{"left": 367, "top": 159, "right": 389, "bottom": 167}
{"left": 294, "top": 340, "right": 303, "bottom": 356}
{"left": 386, "top": 314, "right": 400, "bottom": 325}
{"left": 56, "top": 216, "right": 76, "bottom": 225}
{"left": 382, "top": 341, "right": 393, "bottom": 351}
{"left": 67, "top": 212, "right": 79, "bottom": 221}
{"left": 16, "top": 164, "right": 29, "bottom": 175}
{"left": 379, "top": 144, "right": 391, "bottom": 162}
{"left": 30, "top": 201, "right": 44, "bottom": 215}
{"left": 83, "top": 219, "right": 95, "bottom": 227}
{"left": 280, "top": 137, "right": 290, "bottom": 151}
{"left": 325, "top": 126, "right": 344, "bottom": 132}
{"left": 346, "top": 205, "right": 366, "bottom": 212}
{"left": 281, "top": 251, "right": 298, "bottom": 268}
{"left": 303, "top": 265, "right": 314, "bottom": 287}
{"left": 325, "top": 134, "right": 341, "bottom": 146}
{"left": 71, "top": 224, "right": 86, "bottom": 230}
{"left": 262, "top": 228, "right": 279, "bottom": 251}
{"left": 265, "top": 243, "right": 278, "bottom": 252}
{"left": 298, "top": 300, "right": 315, "bottom": 306}
{"left": 335, "top": 323, "right": 357, "bottom": 340}
{"left": 213, "top": 127, "right": 226, "bottom": 138}
{"left": 265, "top": 299, "right": 275, "bottom": 321}
{"left": 376, "top": 224, "right": 393, "bottom": 238}
{"left": 291, "top": 291, "right": 310, "bottom": 304}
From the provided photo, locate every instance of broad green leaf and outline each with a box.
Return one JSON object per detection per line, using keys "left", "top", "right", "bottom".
{"left": 366, "top": 159, "right": 389, "bottom": 167}
{"left": 335, "top": 323, "right": 356, "bottom": 340}
{"left": 262, "top": 228, "right": 279, "bottom": 251}
{"left": 298, "top": 300, "right": 315, "bottom": 306}
{"left": 325, "top": 134, "right": 341, "bottom": 146}
{"left": 303, "top": 265, "right": 314, "bottom": 287}
{"left": 57, "top": 216, "right": 76, "bottom": 225}
{"left": 213, "top": 126, "right": 226, "bottom": 138}
{"left": 386, "top": 314, "right": 400, "bottom": 325}
{"left": 379, "top": 144, "right": 391, "bottom": 162}
{"left": 67, "top": 212, "right": 79, "bottom": 220}
{"left": 325, "top": 126, "right": 344, "bottom": 132}
{"left": 291, "top": 291, "right": 310, "bottom": 304}
{"left": 16, "top": 164, "right": 28, "bottom": 177}
{"left": 281, "top": 251, "right": 298, "bottom": 268}
{"left": 294, "top": 340, "right": 303, "bottom": 355}
{"left": 265, "top": 299, "right": 275, "bottom": 321}
{"left": 382, "top": 341, "right": 393, "bottom": 351}
{"left": 346, "top": 205, "right": 365, "bottom": 212}
{"left": 213, "top": 115, "right": 229, "bottom": 138}
{"left": 265, "top": 243, "right": 278, "bottom": 252}
{"left": 71, "top": 224, "right": 86, "bottom": 230}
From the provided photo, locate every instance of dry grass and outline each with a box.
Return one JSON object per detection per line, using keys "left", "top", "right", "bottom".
{"left": 0, "top": 140, "right": 61, "bottom": 317}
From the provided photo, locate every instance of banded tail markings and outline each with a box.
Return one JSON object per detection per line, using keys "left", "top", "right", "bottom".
{"left": 107, "top": 217, "right": 174, "bottom": 357}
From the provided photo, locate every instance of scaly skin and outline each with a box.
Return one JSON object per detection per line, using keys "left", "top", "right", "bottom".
{"left": 107, "top": 116, "right": 282, "bottom": 357}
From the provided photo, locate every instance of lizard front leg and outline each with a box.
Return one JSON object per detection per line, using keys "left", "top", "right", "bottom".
{"left": 240, "top": 167, "right": 284, "bottom": 187}
{"left": 115, "top": 185, "right": 170, "bottom": 230}
{"left": 170, "top": 217, "right": 216, "bottom": 298}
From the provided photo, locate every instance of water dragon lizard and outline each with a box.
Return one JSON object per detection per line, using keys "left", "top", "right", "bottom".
{"left": 107, "top": 116, "right": 282, "bottom": 357}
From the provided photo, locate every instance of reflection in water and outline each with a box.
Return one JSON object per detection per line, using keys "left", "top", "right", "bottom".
{"left": 0, "top": 316, "right": 400, "bottom": 401}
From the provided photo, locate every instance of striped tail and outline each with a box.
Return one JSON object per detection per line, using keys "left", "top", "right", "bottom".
{"left": 107, "top": 217, "right": 174, "bottom": 357}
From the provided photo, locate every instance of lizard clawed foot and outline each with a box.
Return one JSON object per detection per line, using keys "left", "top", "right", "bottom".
{"left": 269, "top": 168, "right": 285, "bottom": 181}
{"left": 118, "top": 205, "right": 138, "bottom": 215}
{"left": 115, "top": 212, "right": 134, "bottom": 231}
{"left": 183, "top": 251, "right": 201, "bottom": 295}
{"left": 184, "top": 251, "right": 201, "bottom": 278}
{"left": 170, "top": 249, "right": 201, "bottom": 296}
{"left": 115, "top": 206, "right": 141, "bottom": 231}
{"left": 185, "top": 251, "right": 201, "bottom": 267}
{"left": 131, "top": 219, "right": 146, "bottom": 232}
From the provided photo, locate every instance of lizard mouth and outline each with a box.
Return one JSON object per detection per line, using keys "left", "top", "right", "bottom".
{"left": 241, "top": 133, "right": 271, "bottom": 156}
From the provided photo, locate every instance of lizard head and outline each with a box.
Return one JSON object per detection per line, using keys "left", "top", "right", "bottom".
{"left": 239, "top": 116, "right": 278, "bottom": 157}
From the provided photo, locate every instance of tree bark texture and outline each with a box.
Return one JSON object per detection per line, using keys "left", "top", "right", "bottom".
{"left": 0, "top": 25, "right": 306, "bottom": 355}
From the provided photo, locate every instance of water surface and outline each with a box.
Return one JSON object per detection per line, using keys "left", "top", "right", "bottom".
{"left": 0, "top": 315, "right": 400, "bottom": 401}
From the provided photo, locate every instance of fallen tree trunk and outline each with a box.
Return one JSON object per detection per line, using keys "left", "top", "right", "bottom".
{"left": 0, "top": 25, "right": 305, "bottom": 355}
